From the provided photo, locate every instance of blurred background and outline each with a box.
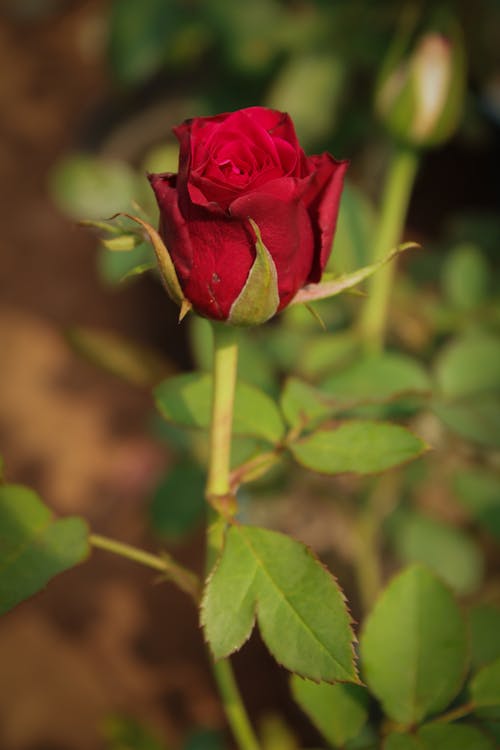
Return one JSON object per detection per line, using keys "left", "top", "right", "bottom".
{"left": 0, "top": 0, "right": 499, "bottom": 749}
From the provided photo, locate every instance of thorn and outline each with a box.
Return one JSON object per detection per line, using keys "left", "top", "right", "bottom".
{"left": 304, "top": 303, "right": 327, "bottom": 331}
{"left": 178, "top": 299, "right": 192, "bottom": 322}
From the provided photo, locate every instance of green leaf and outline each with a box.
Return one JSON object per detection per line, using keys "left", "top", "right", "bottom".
{"left": 108, "top": 0, "right": 189, "bottom": 84}
{"left": 103, "top": 715, "right": 166, "bottom": 750}
{"left": 154, "top": 373, "right": 285, "bottom": 445}
{"left": 468, "top": 604, "right": 500, "bottom": 668}
{"left": 98, "top": 241, "right": 156, "bottom": 285}
{"left": 297, "top": 332, "right": 360, "bottom": 381}
{"left": 280, "top": 378, "right": 336, "bottom": 428}
{"left": 328, "top": 182, "right": 376, "bottom": 274}
{"left": 321, "top": 353, "right": 431, "bottom": 405}
{"left": 205, "top": 0, "right": 284, "bottom": 74}
{"left": 291, "top": 242, "right": 418, "bottom": 305}
{"left": 418, "top": 724, "right": 494, "bottom": 750}
{"left": 149, "top": 462, "right": 205, "bottom": 542}
{"left": 434, "top": 334, "right": 500, "bottom": 399}
{"left": 471, "top": 657, "right": 500, "bottom": 708}
{"left": 142, "top": 142, "right": 180, "bottom": 175}
{"left": 49, "top": 155, "right": 140, "bottom": 220}
{"left": 266, "top": 53, "right": 345, "bottom": 147}
{"left": 66, "top": 326, "right": 171, "bottom": 387}
{"left": 290, "top": 421, "right": 427, "bottom": 475}
{"left": 360, "top": 565, "right": 468, "bottom": 725}
{"left": 433, "top": 395, "right": 500, "bottom": 448}
{"left": 384, "top": 734, "right": 420, "bottom": 750}
{"left": 184, "top": 729, "right": 224, "bottom": 750}
{"left": 433, "top": 335, "right": 500, "bottom": 446}
{"left": 0, "top": 484, "right": 89, "bottom": 614}
{"left": 291, "top": 676, "right": 368, "bottom": 746}
{"left": 442, "top": 243, "right": 490, "bottom": 310}
{"left": 453, "top": 470, "right": 500, "bottom": 540}
{"left": 259, "top": 714, "right": 299, "bottom": 750}
{"left": 389, "top": 511, "right": 483, "bottom": 595}
{"left": 228, "top": 219, "right": 279, "bottom": 326}
{"left": 202, "top": 525, "right": 358, "bottom": 683}
{"left": 385, "top": 725, "right": 494, "bottom": 750}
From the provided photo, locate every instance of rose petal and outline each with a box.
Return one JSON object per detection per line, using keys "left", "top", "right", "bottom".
{"left": 301, "top": 155, "right": 349, "bottom": 282}
{"left": 230, "top": 185, "right": 315, "bottom": 309}
{"left": 244, "top": 107, "right": 300, "bottom": 153}
{"left": 148, "top": 172, "right": 193, "bottom": 281}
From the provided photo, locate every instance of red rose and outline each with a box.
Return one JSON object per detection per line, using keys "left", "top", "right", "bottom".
{"left": 149, "top": 107, "right": 347, "bottom": 325}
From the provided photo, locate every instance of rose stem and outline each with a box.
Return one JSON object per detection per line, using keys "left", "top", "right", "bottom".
{"left": 351, "top": 472, "right": 401, "bottom": 613}
{"left": 205, "top": 322, "right": 260, "bottom": 750}
{"left": 88, "top": 533, "right": 201, "bottom": 603}
{"left": 358, "top": 144, "right": 419, "bottom": 353}
{"left": 354, "top": 144, "right": 419, "bottom": 612}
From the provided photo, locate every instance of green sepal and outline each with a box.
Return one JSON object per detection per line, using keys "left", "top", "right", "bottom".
{"left": 228, "top": 218, "right": 280, "bottom": 326}
{"left": 113, "top": 212, "right": 187, "bottom": 309}
{"left": 101, "top": 234, "right": 140, "bottom": 251}
{"left": 291, "top": 242, "right": 418, "bottom": 305}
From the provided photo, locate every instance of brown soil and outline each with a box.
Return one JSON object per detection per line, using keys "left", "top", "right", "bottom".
{"left": 0, "top": 3, "right": 226, "bottom": 748}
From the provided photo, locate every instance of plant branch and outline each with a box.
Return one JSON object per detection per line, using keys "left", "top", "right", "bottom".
{"left": 205, "top": 322, "right": 260, "bottom": 750}
{"left": 352, "top": 472, "right": 401, "bottom": 613}
{"left": 428, "top": 701, "right": 476, "bottom": 725}
{"left": 358, "top": 145, "right": 420, "bottom": 352}
{"left": 89, "top": 533, "right": 200, "bottom": 602}
{"left": 230, "top": 448, "right": 283, "bottom": 492}
{"left": 206, "top": 324, "right": 239, "bottom": 516}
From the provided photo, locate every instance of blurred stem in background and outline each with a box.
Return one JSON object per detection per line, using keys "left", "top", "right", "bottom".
{"left": 358, "top": 144, "right": 419, "bottom": 352}
{"left": 352, "top": 473, "right": 402, "bottom": 613}
{"left": 354, "top": 147, "right": 419, "bottom": 611}
{"left": 205, "top": 323, "right": 260, "bottom": 750}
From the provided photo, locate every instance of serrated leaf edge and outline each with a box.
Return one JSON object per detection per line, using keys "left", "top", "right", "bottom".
{"left": 200, "top": 523, "right": 360, "bottom": 684}
{"left": 289, "top": 420, "right": 430, "bottom": 477}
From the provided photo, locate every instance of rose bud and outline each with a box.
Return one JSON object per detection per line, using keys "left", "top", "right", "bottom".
{"left": 375, "top": 20, "right": 466, "bottom": 148}
{"left": 148, "top": 107, "right": 347, "bottom": 325}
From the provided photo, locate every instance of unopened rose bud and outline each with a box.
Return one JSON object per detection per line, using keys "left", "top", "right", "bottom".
{"left": 148, "top": 107, "right": 347, "bottom": 326}
{"left": 375, "top": 23, "right": 466, "bottom": 148}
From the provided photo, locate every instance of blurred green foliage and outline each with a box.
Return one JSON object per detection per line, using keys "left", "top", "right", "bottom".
{"left": 44, "top": 1, "right": 500, "bottom": 745}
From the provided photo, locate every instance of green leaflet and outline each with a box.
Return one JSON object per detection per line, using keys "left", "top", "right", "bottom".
{"left": 390, "top": 510, "right": 483, "bottom": 595}
{"left": 290, "top": 421, "right": 427, "bottom": 475}
{"left": 291, "top": 676, "right": 368, "bottom": 746}
{"left": 291, "top": 242, "right": 418, "bottom": 304}
{"left": 202, "top": 524, "right": 358, "bottom": 683}
{"left": 385, "top": 725, "right": 494, "bottom": 750}
{"left": 154, "top": 372, "right": 285, "bottom": 445}
{"left": 320, "top": 352, "right": 431, "bottom": 403}
{"left": 470, "top": 657, "right": 500, "bottom": 708}
{"left": 0, "top": 484, "right": 89, "bottom": 615}
{"left": 360, "top": 565, "right": 468, "bottom": 725}
{"left": 468, "top": 604, "right": 500, "bottom": 669}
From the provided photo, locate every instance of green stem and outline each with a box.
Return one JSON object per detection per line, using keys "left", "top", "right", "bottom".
{"left": 352, "top": 473, "right": 401, "bottom": 613}
{"left": 89, "top": 533, "right": 200, "bottom": 602}
{"left": 358, "top": 145, "right": 419, "bottom": 352}
{"left": 353, "top": 509, "right": 383, "bottom": 614}
{"left": 205, "top": 322, "right": 260, "bottom": 750}
{"left": 206, "top": 323, "right": 239, "bottom": 504}
{"left": 428, "top": 701, "right": 475, "bottom": 725}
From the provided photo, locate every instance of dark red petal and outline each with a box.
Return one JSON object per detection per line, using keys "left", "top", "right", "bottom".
{"left": 179, "top": 207, "right": 255, "bottom": 320}
{"left": 230, "top": 186, "right": 315, "bottom": 310}
{"left": 148, "top": 172, "right": 193, "bottom": 280}
{"left": 244, "top": 107, "right": 300, "bottom": 151}
{"left": 302, "top": 155, "right": 349, "bottom": 282}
